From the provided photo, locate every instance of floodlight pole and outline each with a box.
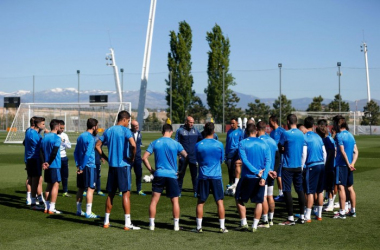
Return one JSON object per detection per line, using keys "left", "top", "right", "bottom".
{"left": 361, "top": 42, "right": 371, "bottom": 102}
{"left": 77, "top": 70, "right": 80, "bottom": 132}
{"left": 222, "top": 66, "right": 225, "bottom": 133}
{"left": 33, "top": 75, "right": 35, "bottom": 103}
{"left": 337, "top": 62, "right": 341, "bottom": 113}
{"left": 120, "top": 68, "right": 124, "bottom": 103}
{"left": 170, "top": 71, "right": 172, "bottom": 123}
{"left": 278, "top": 63, "right": 282, "bottom": 126}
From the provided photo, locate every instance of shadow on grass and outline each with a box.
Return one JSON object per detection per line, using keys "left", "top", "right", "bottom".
{"left": 0, "top": 192, "right": 31, "bottom": 210}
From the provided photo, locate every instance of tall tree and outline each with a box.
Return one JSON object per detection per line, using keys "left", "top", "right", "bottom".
{"left": 307, "top": 95, "right": 324, "bottom": 112}
{"left": 165, "top": 21, "right": 194, "bottom": 123}
{"left": 272, "top": 94, "right": 295, "bottom": 126}
{"left": 204, "top": 24, "right": 237, "bottom": 124}
{"left": 187, "top": 96, "right": 209, "bottom": 123}
{"left": 361, "top": 100, "right": 380, "bottom": 125}
{"left": 225, "top": 92, "right": 244, "bottom": 121}
{"left": 327, "top": 94, "right": 349, "bottom": 112}
{"left": 246, "top": 99, "right": 271, "bottom": 122}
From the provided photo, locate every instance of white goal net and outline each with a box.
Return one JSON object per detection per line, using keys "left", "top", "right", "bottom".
{"left": 4, "top": 102, "right": 131, "bottom": 144}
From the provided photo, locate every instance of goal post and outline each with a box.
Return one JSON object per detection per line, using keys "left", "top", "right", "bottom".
{"left": 4, "top": 102, "right": 131, "bottom": 144}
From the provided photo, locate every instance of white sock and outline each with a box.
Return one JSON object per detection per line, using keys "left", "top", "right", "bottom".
{"left": 86, "top": 203, "right": 92, "bottom": 215}
{"left": 288, "top": 216, "right": 294, "bottom": 221}
{"left": 340, "top": 209, "right": 346, "bottom": 215}
{"left": 348, "top": 201, "right": 351, "bottom": 209}
{"left": 27, "top": 192, "right": 31, "bottom": 201}
{"left": 268, "top": 212, "right": 274, "bottom": 220}
{"left": 196, "top": 218, "right": 202, "bottom": 229}
{"left": 279, "top": 189, "right": 283, "bottom": 196}
{"left": 234, "top": 178, "right": 239, "bottom": 185}
{"left": 253, "top": 219, "right": 260, "bottom": 229}
{"left": 76, "top": 202, "right": 82, "bottom": 213}
{"left": 219, "top": 219, "right": 225, "bottom": 229}
{"left": 351, "top": 207, "right": 356, "bottom": 213}
{"left": 318, "top": 206, "right": 323, "bottom": 218}
{"left": 149, "top": 218, "right": 155, "bottom": 227}
{"left": 300, "top": 214, "right": 305, "bottom": 219}
{"left": 125, "top": 214, "right": 131, "bottom": 227}
{"left": 262, "top": 214, "right": 268, "bottom": 222}
{"left": 332, "top": 194, "right": 336, "bottom": 202}
{"left": 306, "top": 208, "right": 312, "bottom": 220}
{"left": 241, "top": 218, "right": 247, "bottom": 226}
{"left": 49, "top": 202, "right": 55, "bottom": 211}
{"left": 174, "top": 218, "right": 179, "bottom": 228}
{"left": 328, "top": 198, "right": 333, "bottom": 207}
{"left": 31, "top": 197, "right": 36, "bottom": 205}
{"left": 104, "top": 213, "right": 110, "bottom": 225}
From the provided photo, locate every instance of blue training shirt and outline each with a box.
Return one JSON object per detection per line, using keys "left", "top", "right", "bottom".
{"left": 74, "top": 131, "right": 96, "bottom": 170}
{"left": 225, "top": 128, "right": 244, "bottom": 159}
{"left": 100, "top": 125, "right": 133, "bottom": 167}
{"left": 41, "top": 133, "right": 61, "bottom": 169}
{"left": 146, "top": 137, "right": 184, "bottom": 179}
{"left": 24, "top": 128, "right": 42, "bottom": 162}
{"left": 304, "top": 131, "right": 325, "bottom": 167}
{"left": 259, "top": 134, "right": 278, "bottom": 171}
{"left": 195, "top": 139, "right": 224, "bottom": 180}
{"left": 279, "top": 128, "right": 306, "bottom": 169}
{"left": 238, "top": 137, "right": 271, "bottom": 180}
{"left": 270, "top": 126, "right": 286, "bottom": 144}
{"left": 335, "top": 130, "right": 356, "bottom": 167}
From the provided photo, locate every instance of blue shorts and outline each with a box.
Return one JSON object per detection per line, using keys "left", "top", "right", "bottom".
{"left": 44, "top": 168, "right": 61, "bottom": 183}
{"left": 197, "top": 179, "right": 224, "bottom": 202}
{"left": 152, "top": 176, "right": 180, "bottom": 198}
{"left": 106, "top": 166, "right": 131, "bottom": 193}
{"left": 282, "top": 168, "right": 303, "bottom": 192}
{"left": 26, "top": 158, "right": 42, "bottom": 177}
{"left": 235, "top": 177, "right": 265, "bottom": 203}
{"left": 77, "top": 167, "right": 97, "bottom": 189}
{"left": 265, "top": 176, "right": 275, "bottom": 187}
{"left": 304, "top": 164, "right": 325, "bottom": 194}
{"left": 336, "top": 166, "right": 354, "bottom": 187}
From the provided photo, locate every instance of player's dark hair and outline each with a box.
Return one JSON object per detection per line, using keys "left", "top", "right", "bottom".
{"left": 87, "top": 118, "right": 98, "bottom": 129}
{"left": 50, "top": 119, "right": 60, "bottom": 130}
{"left": 269, "top": 115, "right": 278, "bottom": 124}
{"left": 317, "top": 119, "right": 327, "bottom": 126}
{"left": 58, "top": 120, "right": 65, "bottom": 125}
{"left": 316, "top": 127, "right": 327, "bottom": 138}
{"left": 257, "top": 121, "right": 266, "bottom": 131}
{"left": 304, "top": 116, "right": 314, "bottom": 129}
{"left": 33, "top": 117, "right": 45, "bottom": 127}
{"left": 246, "top": 123, "right": 257, "bottom": 134}
{"left": 287, "top": 114, "right": 297, "bottom": 125}
{"left": 117, "top": 110, "right": 131, "bottom": 122}
{"left": 333, "top": 115, "right": 348, "bottom": 132}
{"left": 162, "top": 124, "right": 173, "bottom": 134}
{"left": 203, "top": 122, "right": 214, "bottom": 136}
{"left": 230, "top": 118, "right": 238, "bottom": 123}
{"left": 30, "top": 116, "right": 37, "bottom": 127}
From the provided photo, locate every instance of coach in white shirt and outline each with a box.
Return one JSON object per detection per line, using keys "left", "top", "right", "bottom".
{"left": 58, "top": 120, "right": 72, "bottom": 197}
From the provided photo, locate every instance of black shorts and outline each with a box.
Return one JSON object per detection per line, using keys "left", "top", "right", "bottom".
{"left": 197, "top": 179, "right": 224, "bottom": 202}
{"left": 44, "top": 168, "right": 61, "bottom": 183}
{"left": 26, "top": 158, "right": 42, "bottom": 177}
{"left": 265, "top": 176, "right": 275, "bottom": 187}
{"left": 106, "top": 166, "right": 131, "bottom": 193}
{"left": 152, "top": 176, "right": 180, "bottom": 198}
{"left": 235, "top": 177, "right": 265, "bottom": 204}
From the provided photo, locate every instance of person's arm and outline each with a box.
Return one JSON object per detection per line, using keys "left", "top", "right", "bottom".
{"left": 339, "top": 145, "right": 351, "bottom": 168}
{"left": 261, "top": 146, "right": 271, "bottom": 180}
{"left": 238, "top": 143, "right": 260, "bottom": 176}
{"left": 142, "top": 151, "right": 155, "bottom": 174}
{"left": 273, "top": 151, "right": 281, "bottom": 172}
{"left": 80, "top": 138, "right": 95, "bottom": 171}
{"left": 128, "top": 137, "right": 136, "bottom": 162}
{"left": 179, "top": 149, "right": 187, "bottom": 159}
{"left": 322, "top": 145, "right": 327, "bottom": 164}
{"left": 47, "top": 146, "right": 59, "bottom": 166}
{"left": 95, "top": 139, "right": 108, "bottom": 162}
{"left": 350, "top": 144, "right": 359, "bottom": 171}
{"left": 301, "top": 145, "right": 307, "bottom": 167}
{"left": 63, "top": 134, "right": 72, "bottom": 149}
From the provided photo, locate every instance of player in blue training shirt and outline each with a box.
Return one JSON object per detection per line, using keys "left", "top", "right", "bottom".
{"left": 74, "top": 118, "right": 100, "bottom": 219}
{"left": 278, "top": 114, "right": 307, "bottom": 225}
{"left": 95, "top": 110, "right": 139, "bottom": 230}
{"left": 302, "top": 117, "right": 327, "bottom": 222}
{"left": 175, "top": 116, "right": 202, "bottom": 196}
{"left": 332, "top": 115, "right": 359, "bottom": 219}
{"left": 316, "top": 119, "right": 337, "bottom": 212}
{"left": 41, "top": 119, "right": 62, "bottom": 214}
{"left": 235, "top": 123, "right": 271, "bottom": 232}
{"left": 225, "top": 118, "right": 244, "bottom": 187}
{"left": 25, "top": 116, "right": 47, "bottom": 210}
{"left": 269, "top": 115, "right": 286, "bottom": 202}
{"left": 142, "top": 124, "right": 187, "bottom": 231}
{"left": 191, "top": 122, "right": 228, "bottom": 233}
{"left": 257, "top": 121, "right": 280, "bottom": 228}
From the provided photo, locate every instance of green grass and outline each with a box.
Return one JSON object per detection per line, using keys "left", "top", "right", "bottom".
{"left": 0, "top": 131, "right": 380, "bottom": 249}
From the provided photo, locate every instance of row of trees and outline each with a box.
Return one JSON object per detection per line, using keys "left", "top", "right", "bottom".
{"left": 164, "top": 21, "right": 379, "bottom": 126}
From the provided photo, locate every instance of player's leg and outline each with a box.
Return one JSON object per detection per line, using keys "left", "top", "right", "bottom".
{"left": 279, "top": 169, "right": 295, "bottom": 225}
{"left": 251, "top": 179, "right": 265, "bottom": 231}
{"left": 294, "top": 170, "right": 305, "bottom": 224}
{"left": 171, "top": 197, "right": 180, "bottom": 231}
{"left": 76, "top": 169, "right": 85, "bottom": 216}
{"left": 347, "top": 170, "right": 356, "bottom": 217}
{"left": 85, "top": 167, "right": 99, "bottom": 218}
{"left": 47, "top": 169, "right": 61, "bottom": 214}
{"left": 95, "top": 164, "right": 103, "bottom": 195}
{"left": 166, "top": 177, "right": 181, "bottom": 231}
{"left": 149, "top": 192, "right": 161, "bottom": 230}
{"left": 235, "top": 178, "right": 249, "bottom": 230}
{"left": 37, "top": 175, "right": 45, "bottom": 205}
{"left": 104, "top": 167, "right": 117, "bottom": 227}
{"left": 26, "top": 174, "right": 32, "bottom": 205}
{"left": 212, "top": 179, "right": 227, "bottom": 232}
{"left": 177, "top": 157, "right": 188, "bottom": 193}
{"left": 236, "top": 200, "right": 248, "bottom": 229}
{"left": 274, "top": 159, "right": 284, "bottom": 201}
{"left": 189, "top": 162, "right": 198, "bottom": 196}
{"left": 259, "top": 186, "right": 270, "bottom": 228}
{"left": 334, "top": 166, "right": 348, "bottom": 219}
{"left": 133, "top": 161, "right": 145, "bottom": 195}
{"left": 60, "top": 157, "right": 70, "bottom": 197}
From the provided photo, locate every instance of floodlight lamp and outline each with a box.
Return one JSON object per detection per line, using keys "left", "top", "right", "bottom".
{"left": 278, "top": 63, "right": 282, "bottom": 68}
{"left": 337, "top": 62, "right": 341, "bottom": 66}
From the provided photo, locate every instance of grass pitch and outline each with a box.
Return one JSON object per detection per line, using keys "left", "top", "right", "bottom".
{"left": 0, "top": 132, "right": 379, "bottom": 249}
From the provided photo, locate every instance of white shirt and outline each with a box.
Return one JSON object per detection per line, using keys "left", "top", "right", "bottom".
{"left": 58, "top": 132, "right": 71, "bottom": 158}
{"left": 134, "top": 131, "right": 138, "bottom": 141}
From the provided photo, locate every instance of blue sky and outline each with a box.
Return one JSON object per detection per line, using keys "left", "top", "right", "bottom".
{"left": 1, "top": 0, "right": 379, "bottom": 102}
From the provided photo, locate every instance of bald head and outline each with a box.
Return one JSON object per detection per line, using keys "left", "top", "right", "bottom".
{"left": 131, "top": 120, "right": 139, "bottom": 132}
{"left": 185, "top": 116, "right": 194, "bottom": 129}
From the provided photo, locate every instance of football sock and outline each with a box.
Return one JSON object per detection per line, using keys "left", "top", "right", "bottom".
{"left": 279, "top": 189, "right": 283, "bottom": 196}
{"left": 328, "top": 198, "right": 333, "bottom": 207}
{"left": 234, "top": 178, "right": 239, "bottom": 185}
{"left": 45, "top": 201, "right": 50, "bottom": 210}
{"left": 300, "top": 214, "right": 305, "bottom": 220}
{"left": 27, "top": 192, "right": 31, "bottom": 201}
{"left": 76, "top": 202, "right": 82, "bottom": 213}
{"left": 351, "top": 207, "right": 356, "bottom": 213}
{"left": 262, "top": 214, "right": 268, "bottom": 222}
{"left": 31, "top": 197, "right": 36, "bottom": 205}
{"left": 288, "top": 216, "right": 294, "bottom": 221}
{"left": 241, "top": 218, "right": 247, "bottom": 226}
{"left": 37, "top": 194, "right": 45, "bottom": 203}
{"left": 174, "top": 218, "right": 179, "bottom": 228}
{"left": 306, "top": 208, "right": 312, "bottom": 220}
{"left": 149, "top": 218, "right": 155, "bottom": 227}
{"left": 253, "top": 219, "right": 259, "bottom": 229}
{"left": 332, "top": 194, "right": 336, "bottom": 203}
{"left": 125, "top": 214, "right": 131, "bottom": 227}
{"left": 104, "top": 213, "right": 110, "bottom": 225}
{"left": 196, "top": 218, "right": 202, "bottom": 230}
{"left": 49, "top": 202, "right": 55, "bottom": 212}
{"left": 318, "top": 206, "right": 323, "bottom": 218}
{"left": 269, "top": 212, "right": 274, "bottom": 220}
{"left": 86, "top": 203, "right": 92, "bottom": 215}
{"left": 219, "top": 219, "right": 225, "bottom": 229}
{"left": 340, "top": 209, "right": 346, "bottom": 215}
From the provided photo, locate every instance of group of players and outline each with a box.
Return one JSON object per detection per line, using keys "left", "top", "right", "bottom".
{"left": 23, "top": 110, "right": 358, "bottom": 233}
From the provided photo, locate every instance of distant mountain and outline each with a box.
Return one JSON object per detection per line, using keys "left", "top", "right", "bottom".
{"left": 0, "top": 88, "right": 377, "bottom": 112}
